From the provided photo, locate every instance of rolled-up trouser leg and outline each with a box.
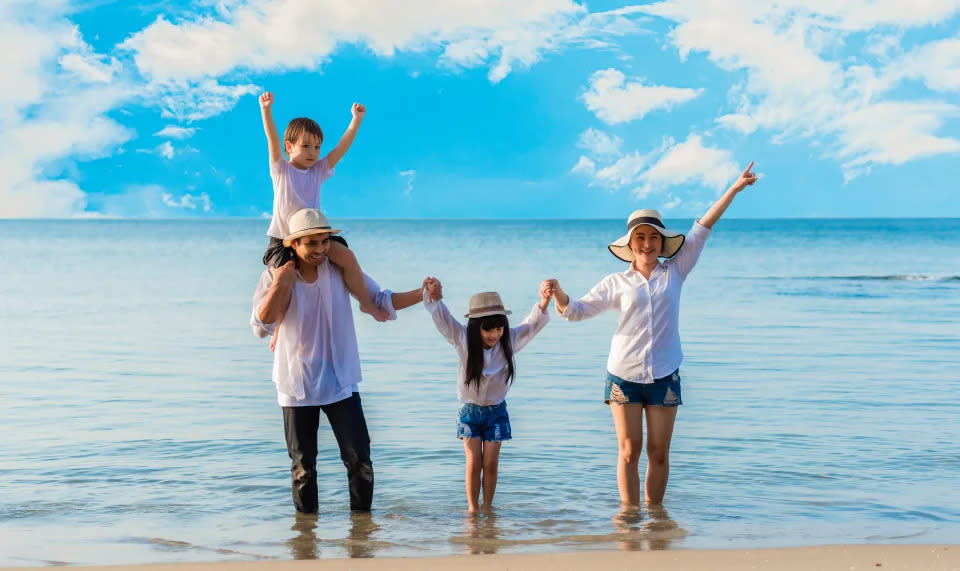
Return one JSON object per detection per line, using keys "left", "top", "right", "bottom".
{"left": 282, "top": 406, "right": 321, "bottom": 513}
{"left": 322, "top": 393, "right": 374, "bottom": 511}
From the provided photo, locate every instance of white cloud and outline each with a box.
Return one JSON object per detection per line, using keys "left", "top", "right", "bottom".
{"left": 119, "top": 0, "right": 643, "bottom": 86}
{"left": 593, "top": 150, "right": 655, "bottom": 188}
{"left": 155, "top": 79, "right": 260, "bottom": 122}
{"left": 639, "top": 0, "right": 960, "bottom": 178}
{"left": 399, "top": 169, "right": 416, "bottom": 198}
{"left": 577, "top": 127, "right": 622, "bottom": 158}
{"left": 582, "top": 68, "right": 703, "bottom": 124}
{"left": 162, "top": 191, "right": 212, "bottom": 212}
{"left": 571, "top": 131, "right": 740, "bottom": 199}
{"left": 154, "top": 125, "right": 198, "bottom": 139}
{"left": 158, "top": 141, "right": 175, "bottom": 159}
{"left": 633, "top": 134, "right": 740, "bottom": 198}
{"left": 95, "top": 185, "right": 212, "bottom": 217}
{"left": 886, "top": 36, "right": 960, "bottom": 92}
{"left": 0, "top": 3, "right": 136, "bottom": 218}
{"left": 570, "top": 155, "right": 596, "bottom": 175}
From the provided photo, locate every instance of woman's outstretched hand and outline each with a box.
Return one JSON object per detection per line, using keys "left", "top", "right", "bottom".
{"left": 731, "top": 161, "right": 758, "bottom": 193}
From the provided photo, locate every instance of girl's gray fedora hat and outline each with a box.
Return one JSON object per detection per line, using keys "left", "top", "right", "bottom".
{"left": 464, "top": 291, "right": 512, "bottom": 319}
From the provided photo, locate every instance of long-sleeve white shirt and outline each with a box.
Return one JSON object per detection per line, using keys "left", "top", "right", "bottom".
{"left": 561, "top": 221, "right": 711, "bottom": 383}
{"left": 250, "top": 261, "right": 396, "bottom": 406}
{"left": 424, "top": 292, "right": 550, "bottom": 405}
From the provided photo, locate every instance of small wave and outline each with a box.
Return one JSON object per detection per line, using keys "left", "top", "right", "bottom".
{"left": 743, "top": 275, "right": 960, "bottom": 282}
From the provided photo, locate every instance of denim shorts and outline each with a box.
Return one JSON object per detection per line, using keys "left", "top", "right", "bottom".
{"left": 457, "top": 401, "right": 512, "bottom": 442}
{"left": 604, "top": 370, "right": 682, "bottom": 406}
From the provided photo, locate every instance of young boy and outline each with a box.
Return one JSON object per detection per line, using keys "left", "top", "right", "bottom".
{"left": 259, "top": 91, "right": 388, "bottom": 321}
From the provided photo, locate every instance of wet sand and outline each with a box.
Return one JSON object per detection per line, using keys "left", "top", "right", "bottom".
{"left": 7, "top": 545, "right": 956, "bottom": 571}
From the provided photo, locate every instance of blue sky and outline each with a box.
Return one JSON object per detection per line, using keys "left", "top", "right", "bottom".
{"left": 2, "top": 0, "right": 959, "bottom": 219}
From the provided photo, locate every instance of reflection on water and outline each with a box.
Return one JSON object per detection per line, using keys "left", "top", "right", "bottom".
{"left": 459, "top": 510, "right": 502, "bottom": 555}
{"left": 613, "top": 505, "right": 683, "bottom": 551}
{"left": 287, "top": 514, "right": 319, "bottom": 560}
{"left": 346, "top": 512, "right": 381, "bottom": 558}
{"left": 286, "top": 512, "right": 381, "bottom": 559}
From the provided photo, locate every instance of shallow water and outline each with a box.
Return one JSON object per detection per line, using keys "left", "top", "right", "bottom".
{"left": 1, "top": 218, "right": 958, "bottom": 565}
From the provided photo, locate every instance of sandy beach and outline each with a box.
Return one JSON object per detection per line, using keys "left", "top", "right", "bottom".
{"left": 6, "top": 545, "right": 955, "bottom": 571}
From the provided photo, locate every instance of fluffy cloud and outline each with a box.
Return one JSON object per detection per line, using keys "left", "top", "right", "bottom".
{"left": 639, "top": 0, "right": 960, "bottom": 178}
{"left": 119, "top": 0, "right": 640, "bottom": 84}
{"left": 572, "top": 132, "right": 740, "bottom": 200}
{"left": 582, "top": 68, "right": 703, "bottom": 124}
{"left": 0, "top": 2, "right": 136, "bottom": 218}
{"left": 577, "top": 127, "right": 623, "bottom": 157}
{"left": 633, "top": 134, "right": 740, "bottom": 198}
{"left": 154, "top": 125, "right": 198, "bottom": 139}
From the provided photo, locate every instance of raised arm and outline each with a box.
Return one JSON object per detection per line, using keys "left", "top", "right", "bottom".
{"left": 323, "top": 102, "right": 365, "bottom": 169}
{"left": 509, "top": 280, "right": 554, "bottom": 352}
{"left": 698, "top": 161, "right": 758, "bottom": 229}
{"left": 551, "top": 277, "right": 614, "bottom": 321}
{"left": 259, "top": 92, "right": 283, "bottom": 165}
{"left": 422, "top": 278, "right": 466, "bottom": 346}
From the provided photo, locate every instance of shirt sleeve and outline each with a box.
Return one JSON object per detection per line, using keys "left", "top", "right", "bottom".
{"left": 509, "top": 303, "right": 550, "bottom": 352}
{"left": 313, "top": 156, "right": 335, "bottom": 182}
{"left": 250, "top": 269, "right": 277, "bottom": 338}
{"left": 363, "top": 273, "right": 398, "bottom": 321}
{"left": 561, "top": 276, "right": 616, "bottom": 322}
{"left": 269, "top": 156, "right": 286, "bottom": 179}
{"left": 423, "top": 290, "right": 466, "bottom": 347}
{"left": 668, "top": 220, "right": 711, "bottom": 278}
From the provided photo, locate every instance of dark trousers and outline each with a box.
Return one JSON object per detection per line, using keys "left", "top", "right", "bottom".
{"left": 282, "top": 392, "right": 373, "bottom": 513}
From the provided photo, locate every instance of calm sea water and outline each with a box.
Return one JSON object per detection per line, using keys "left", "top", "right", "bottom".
{"left": 0, "top": 218, "right": 958, "bottom": 566}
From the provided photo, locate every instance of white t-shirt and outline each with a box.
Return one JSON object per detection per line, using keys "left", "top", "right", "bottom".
{"left": 265, "top": 157, "right": 335, "bottom": 239}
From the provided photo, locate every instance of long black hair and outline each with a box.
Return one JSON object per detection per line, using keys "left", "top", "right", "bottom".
{"left": 464, "top": 314, "right": 514, "bottom": 390}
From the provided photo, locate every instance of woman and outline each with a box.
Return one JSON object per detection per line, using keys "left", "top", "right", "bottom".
{"left": 551, "top": 162, "right": 758, "bottom": 508}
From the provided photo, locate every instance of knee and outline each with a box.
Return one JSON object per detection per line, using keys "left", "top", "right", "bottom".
{"left": 618, "top": 439, "right": 643, "bottom": 464}
{"left": 646, "top": 443, "right": 670, "bottom": 467}
{"left": 341, "top": 448, "right": 370, "bottom": 472}
{"left": 482, "top": 457, "right": 499, "bottom": 474}
{"left": 291, "top": 462, "right": 316, "bottom": 484}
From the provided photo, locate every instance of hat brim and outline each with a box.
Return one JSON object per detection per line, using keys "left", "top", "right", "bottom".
{"left": 608, "top": 224, "right": 685, "bottom": 262}
{"left": 465, "top": 309, "right": 512, "bottom": 319}
{"left": 283, "top": 227, "right": 342, "bottom": 247}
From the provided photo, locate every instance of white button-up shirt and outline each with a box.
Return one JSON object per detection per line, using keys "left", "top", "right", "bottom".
{"left": 561, "top": 221, "right": 711, "bottom": 383}
{"left": 424, "top": 292, "right": 550, "bottom": 405}
{"left": 250, "top": 261, "right": 396, "bottom": 406}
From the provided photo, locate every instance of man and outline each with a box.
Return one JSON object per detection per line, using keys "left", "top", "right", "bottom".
{"left": 250, "top": 208, "right": 428, "bottom": 513}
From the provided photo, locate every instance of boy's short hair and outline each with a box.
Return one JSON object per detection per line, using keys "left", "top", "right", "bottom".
{"left": 284, "top": 117, "right": 324, "bottom": 144}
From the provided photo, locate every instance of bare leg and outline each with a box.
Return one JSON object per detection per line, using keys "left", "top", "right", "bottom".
{"left": 463, "top": 438, "right": 483, "bottom": 513}
{"left": 643, "top": 405, "right": 677, "bottom": 505}
{"left": 480, "top": 440, "right": 502, "bottom": 510}
{"left": 327, "top": 242, "right": 389, "bottom": 322}
{"left": 610, "top": 402, "right": 645, "bottom": 508}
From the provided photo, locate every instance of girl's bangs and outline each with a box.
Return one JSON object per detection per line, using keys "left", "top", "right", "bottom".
{"left": 479, "top": 314, "right": 507, "bottom": 330}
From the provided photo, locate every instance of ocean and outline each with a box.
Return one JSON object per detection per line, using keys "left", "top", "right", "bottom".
{"left": 0, "top": 218, "right": 958, "bottom": 565}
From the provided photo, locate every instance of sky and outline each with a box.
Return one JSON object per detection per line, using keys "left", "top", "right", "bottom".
{"left": 2, "top": 0, "right": 959, "bottom": 220}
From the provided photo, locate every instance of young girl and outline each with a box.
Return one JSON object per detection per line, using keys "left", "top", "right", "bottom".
{"left": 423, "top": 278, "right": 554, "bottom": 513}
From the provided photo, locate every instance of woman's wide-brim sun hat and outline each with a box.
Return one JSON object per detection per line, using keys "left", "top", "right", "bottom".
{"left": 465, "top": 291, "right": 512, "bottom": 319}
{"left": 283, "top": 208, "right": 342, "bottom": 247}
{"left": 608, "top": 209, "right": 685, "bottom": 262}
